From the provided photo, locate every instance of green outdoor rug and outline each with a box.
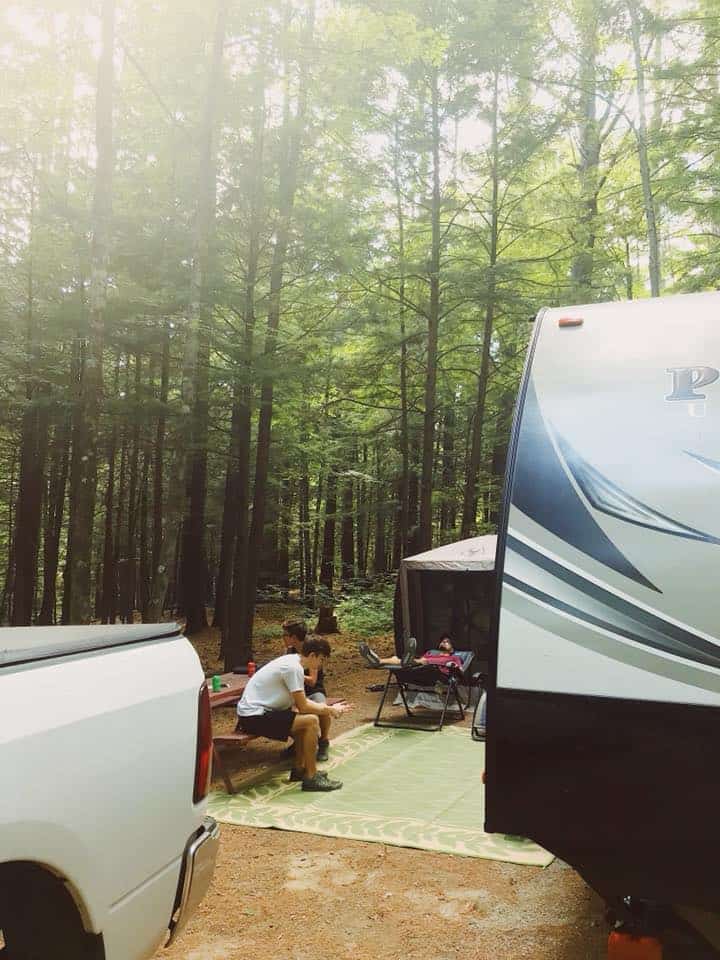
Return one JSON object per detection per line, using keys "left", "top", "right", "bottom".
{"left": 207, "top": 723, "right": 553, "bottom": 866}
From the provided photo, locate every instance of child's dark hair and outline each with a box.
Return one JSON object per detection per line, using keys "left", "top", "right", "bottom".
{"left": 282, "top": 620, "right": 307, "bottom": 644}
{"left": 302, "top": 636, "right": 331, "bottom": 658}
{"left": 439, "top": 632, "right": 452, "bottom": 642}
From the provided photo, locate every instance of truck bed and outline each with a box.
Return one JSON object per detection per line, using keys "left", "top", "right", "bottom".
{"left": 0, "top": 622, "right": 182, "bottom": 668}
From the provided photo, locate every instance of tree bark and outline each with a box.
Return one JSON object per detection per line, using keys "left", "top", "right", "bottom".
{"left": 319, "top": 467, "right": 337, "bottom": 593}
{"left": 419, "top": 66, "right": 441, "bottom": 552}
{"left": 66, "top": 0, "right": 114, "bottom": 623}
{"left": 1, "top": 454, "right": 18, "bottom": 623}
{"left": 13, "top": 173, "right": 49, "bottom": 625}
{"left": 393, "top": 119, "right": 410, "bottom": 559}
{"left": 240, "top": 0, "right": 314, "bottom": 645}
{"left": 627, "top": 0, "right": 661, "bottom": 296}
{"left": 225, "top": 59, "right": 266, "bottom": 668}
{"left": 298, "top": 468, "right": 312, "bottom": 599}
{"left": 461, "top": 67, "right": 499, "bottom": 538}
{"left": 149, "top": 324, "right": 170, "bottom": 620}
{"left": 99, "top": 354, "right": 121, "bottom": 622}
{"left": 340, "top": 475, "right": 355, "bottom": 582}
{"left": 570, "top": 4, "right": 601, "bottom": 300}
{"left": 146, "top": 0, "right": 227, "bottom": 623}
{"left": 38, "top": 410, "right": 70, "bottom": 625}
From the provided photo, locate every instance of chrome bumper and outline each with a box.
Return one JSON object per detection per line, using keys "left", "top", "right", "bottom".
{"left": 167, "top": 816, "right": 220, "bottom": 945}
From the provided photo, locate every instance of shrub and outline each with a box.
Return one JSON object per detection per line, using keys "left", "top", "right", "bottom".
{"left": 336, "top": 581, "right": 395, "bottom": 637}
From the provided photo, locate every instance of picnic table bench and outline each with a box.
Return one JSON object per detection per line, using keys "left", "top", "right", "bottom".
{"left": 208, "top": 673, "right": 345, "bottom": 794}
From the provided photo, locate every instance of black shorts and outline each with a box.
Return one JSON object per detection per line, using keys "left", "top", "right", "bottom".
{"left": 237, "top": 709, "right": 295, "bottom": 741}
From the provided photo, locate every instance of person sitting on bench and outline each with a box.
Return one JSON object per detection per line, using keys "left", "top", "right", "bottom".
{"left": 359, "top": 634, "right": 464, "bottom": 674}
{"left": 282, "top": 619, "right": 327, "bottom": 704}
{"left": 236, "top": 637, "right": 349, "bottom": 792}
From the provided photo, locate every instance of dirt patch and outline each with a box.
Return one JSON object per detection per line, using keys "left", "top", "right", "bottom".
{"left": 158, "top": 609, "right": 607, "bottom": 960}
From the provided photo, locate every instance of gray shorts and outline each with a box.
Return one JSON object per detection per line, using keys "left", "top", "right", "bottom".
{"left": 308, "top": 691, "right": 327, "bottom": 704}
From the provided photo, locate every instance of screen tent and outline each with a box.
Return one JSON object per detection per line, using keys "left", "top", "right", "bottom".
{"left": 396, "top": 535, "right": 497, "bottom": 669}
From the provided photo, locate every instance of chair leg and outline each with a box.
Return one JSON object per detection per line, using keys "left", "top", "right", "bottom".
{"left": 437, "top": 681, "right": 455, "bottom": 731}
{"left": 373, "top": 672, "right": 394, "bottom": 727}
{"left": 213, "top": 744, "right": 236, "bottom": 795}
{"left": 397, "top": 680, "right": 414, "bottom": 717}
{"left": 453, "top": 680, "right": 466, "bottom": 719}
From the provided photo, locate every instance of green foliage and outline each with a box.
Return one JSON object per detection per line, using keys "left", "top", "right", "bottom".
{"left": 336, "top": 581, "right": 395, "bottom": 638}
{"left": 0, "top": 0, "right": 716, "bottom": 626}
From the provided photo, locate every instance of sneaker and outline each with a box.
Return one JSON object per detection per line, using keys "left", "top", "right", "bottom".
{"left": 302, "top": 771, "right": 343, "bottom": 792}
{"left": 316, "top": 738, "right": 329, "bottom": 762}
{"left": 359, "top": 642, "right": 381, "bottom": 667}
{"left": 287, "top": 768, "right": 305, "bottom": 782}
{"left": 401, "top": 636, "right": 417, "bottom": 667}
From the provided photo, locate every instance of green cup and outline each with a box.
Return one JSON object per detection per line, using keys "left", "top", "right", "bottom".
{"left": 211, "top": 675, "right": 222, "bottom": 693}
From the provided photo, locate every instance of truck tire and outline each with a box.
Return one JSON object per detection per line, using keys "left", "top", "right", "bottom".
{"left": 0, "top": 864, "right": 104, "bottom": 960}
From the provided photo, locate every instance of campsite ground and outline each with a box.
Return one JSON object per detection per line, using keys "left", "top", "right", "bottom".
{"left": 159, "top": 604, "right": 608, "bottom": 960}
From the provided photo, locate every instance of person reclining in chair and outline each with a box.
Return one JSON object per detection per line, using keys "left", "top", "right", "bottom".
{"left": 359, "top": 634, "right": 464, "bottom": 674}
{"left": 236, "top": 637, "right": 349, "bottom": 792}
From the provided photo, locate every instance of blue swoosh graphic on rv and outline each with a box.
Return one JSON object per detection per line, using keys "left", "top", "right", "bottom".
{"left": 557, "top": 435, "right": 720, "bottom": 545}
{"left": 685, "top": 450, "right": 720, "bottom": 476}
{"left": 507, "top": 535, "right": 720, "bottom": 670}
{"left": 511, "top": 380, "right": 659, "bottom": 592}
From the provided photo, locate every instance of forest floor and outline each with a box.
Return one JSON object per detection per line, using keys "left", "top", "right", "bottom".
{"left": 157, "top": 604, "right": 607, "bottom": 960}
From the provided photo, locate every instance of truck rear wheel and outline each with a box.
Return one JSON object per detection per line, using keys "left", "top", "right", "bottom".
{"left": 0, "top": 864, "right": 103, "bottom": 960}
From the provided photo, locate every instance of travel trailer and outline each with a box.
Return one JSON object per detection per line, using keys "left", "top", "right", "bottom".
{"left": 486, "top": 292, "right": 720, "bottom": 915}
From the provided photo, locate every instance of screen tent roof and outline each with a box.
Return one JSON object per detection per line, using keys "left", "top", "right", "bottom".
{"left": 401, "top": 535, "right": 497, "bottom": 573}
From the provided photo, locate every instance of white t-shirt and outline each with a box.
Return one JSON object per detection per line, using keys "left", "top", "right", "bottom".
{"left": 236, "top": 654, "right": 305, "bottom": 717}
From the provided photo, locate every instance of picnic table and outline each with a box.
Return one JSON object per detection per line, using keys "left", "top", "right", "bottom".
{"left": 209, "top": 672, "right": 248, "bottom": 709}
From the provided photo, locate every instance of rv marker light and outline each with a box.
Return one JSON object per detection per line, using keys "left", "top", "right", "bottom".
{"left": 558, "top": 316, "right": 584, "bottom": 327}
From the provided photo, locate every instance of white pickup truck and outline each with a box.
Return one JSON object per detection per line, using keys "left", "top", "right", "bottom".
{"left": 0, "top": 623, "right": 219, "bottom": 960}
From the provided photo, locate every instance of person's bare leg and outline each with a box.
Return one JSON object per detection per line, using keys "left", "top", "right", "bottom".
{"left": 319, "top": 711, "right": 331, "bottom": 741}
{"left": 291, "top": 714, "right": 319, "bottom": 780}
{"left": 302, "top": 715, "right": 319, "bottom": 779}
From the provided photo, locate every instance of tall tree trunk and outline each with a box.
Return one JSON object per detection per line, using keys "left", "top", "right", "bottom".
{"left": 99, "top": 354, "right": 121, "bottom": 622}
{"left": 146, "top": 0, "right": 227, "bottom": 622}
{"left": 149, "top": 324, "right": 170, "bottom": 620}
{"left": 340, "top": 475, "right": 355, "bottom": 582}
{"left": 38, "top": 411, "right": 70, "bottom": 625}
{"left": 319, "top": 467, "right": 337, "bottom": 593}
{"left": 66, "top": 0, "right": 114, "bottom": 623}
{"left": 213, "top": 395, "right": 241, "bottom": 631}
{"left": 1, "top": 454, "right": 18, "bottom": 623}
{"left": 407, "top": 435, "right": 420, "bottom": 554}
{"left": 461, "top": 67, "right": 499, "bottom": 538}
{"left": 277, "top": 476, "right": 292, "bottom": 589}
{"left": 310, "top": 470, "right": 323, "bottom": 596}
{"left": 393, "top": 120, "right": 410, "bottom": 558}
{"left": 419, "top": 66, "right": 441, "bottom": 552}
{"left": 240, "top": 1, "right": 314, "bottom": 646}
{"left": 13, "top": 174, "right": 49, "bottom": 625}
{"left": 180, "top": 327, "right": 211, "bottom": 634}
{"left": 225, "top": 60, "right": 265, "bottom": 668}
{"left": 111, "top": 409, "right": 128, "bottom": 626}
{"left": 356, "top": 445, "right": 368, "bottom": 577}
{"left": 122, "top": 352, "right": 142, "bottom": 622}
{"left": 298, "top": 468, "right": 312, "bottom": 599}
{"left": 627, "top": 0, "right": 661, "bottom": 296}
{"left": 139, "top": 400, "right": 151, "bottom": 621}
{"left": 570, "top": 3, "right": 601, "bottom": 300}
{"left": 439, "top": 405, "right": 456, "bottom": 534}
{"left": 488, "top": 384, "right": 515, "bottom": 528}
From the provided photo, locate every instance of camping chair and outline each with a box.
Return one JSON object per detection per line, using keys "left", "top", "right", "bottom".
{"left": 373, "top": 649, "right": 474, "bottom": 732}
